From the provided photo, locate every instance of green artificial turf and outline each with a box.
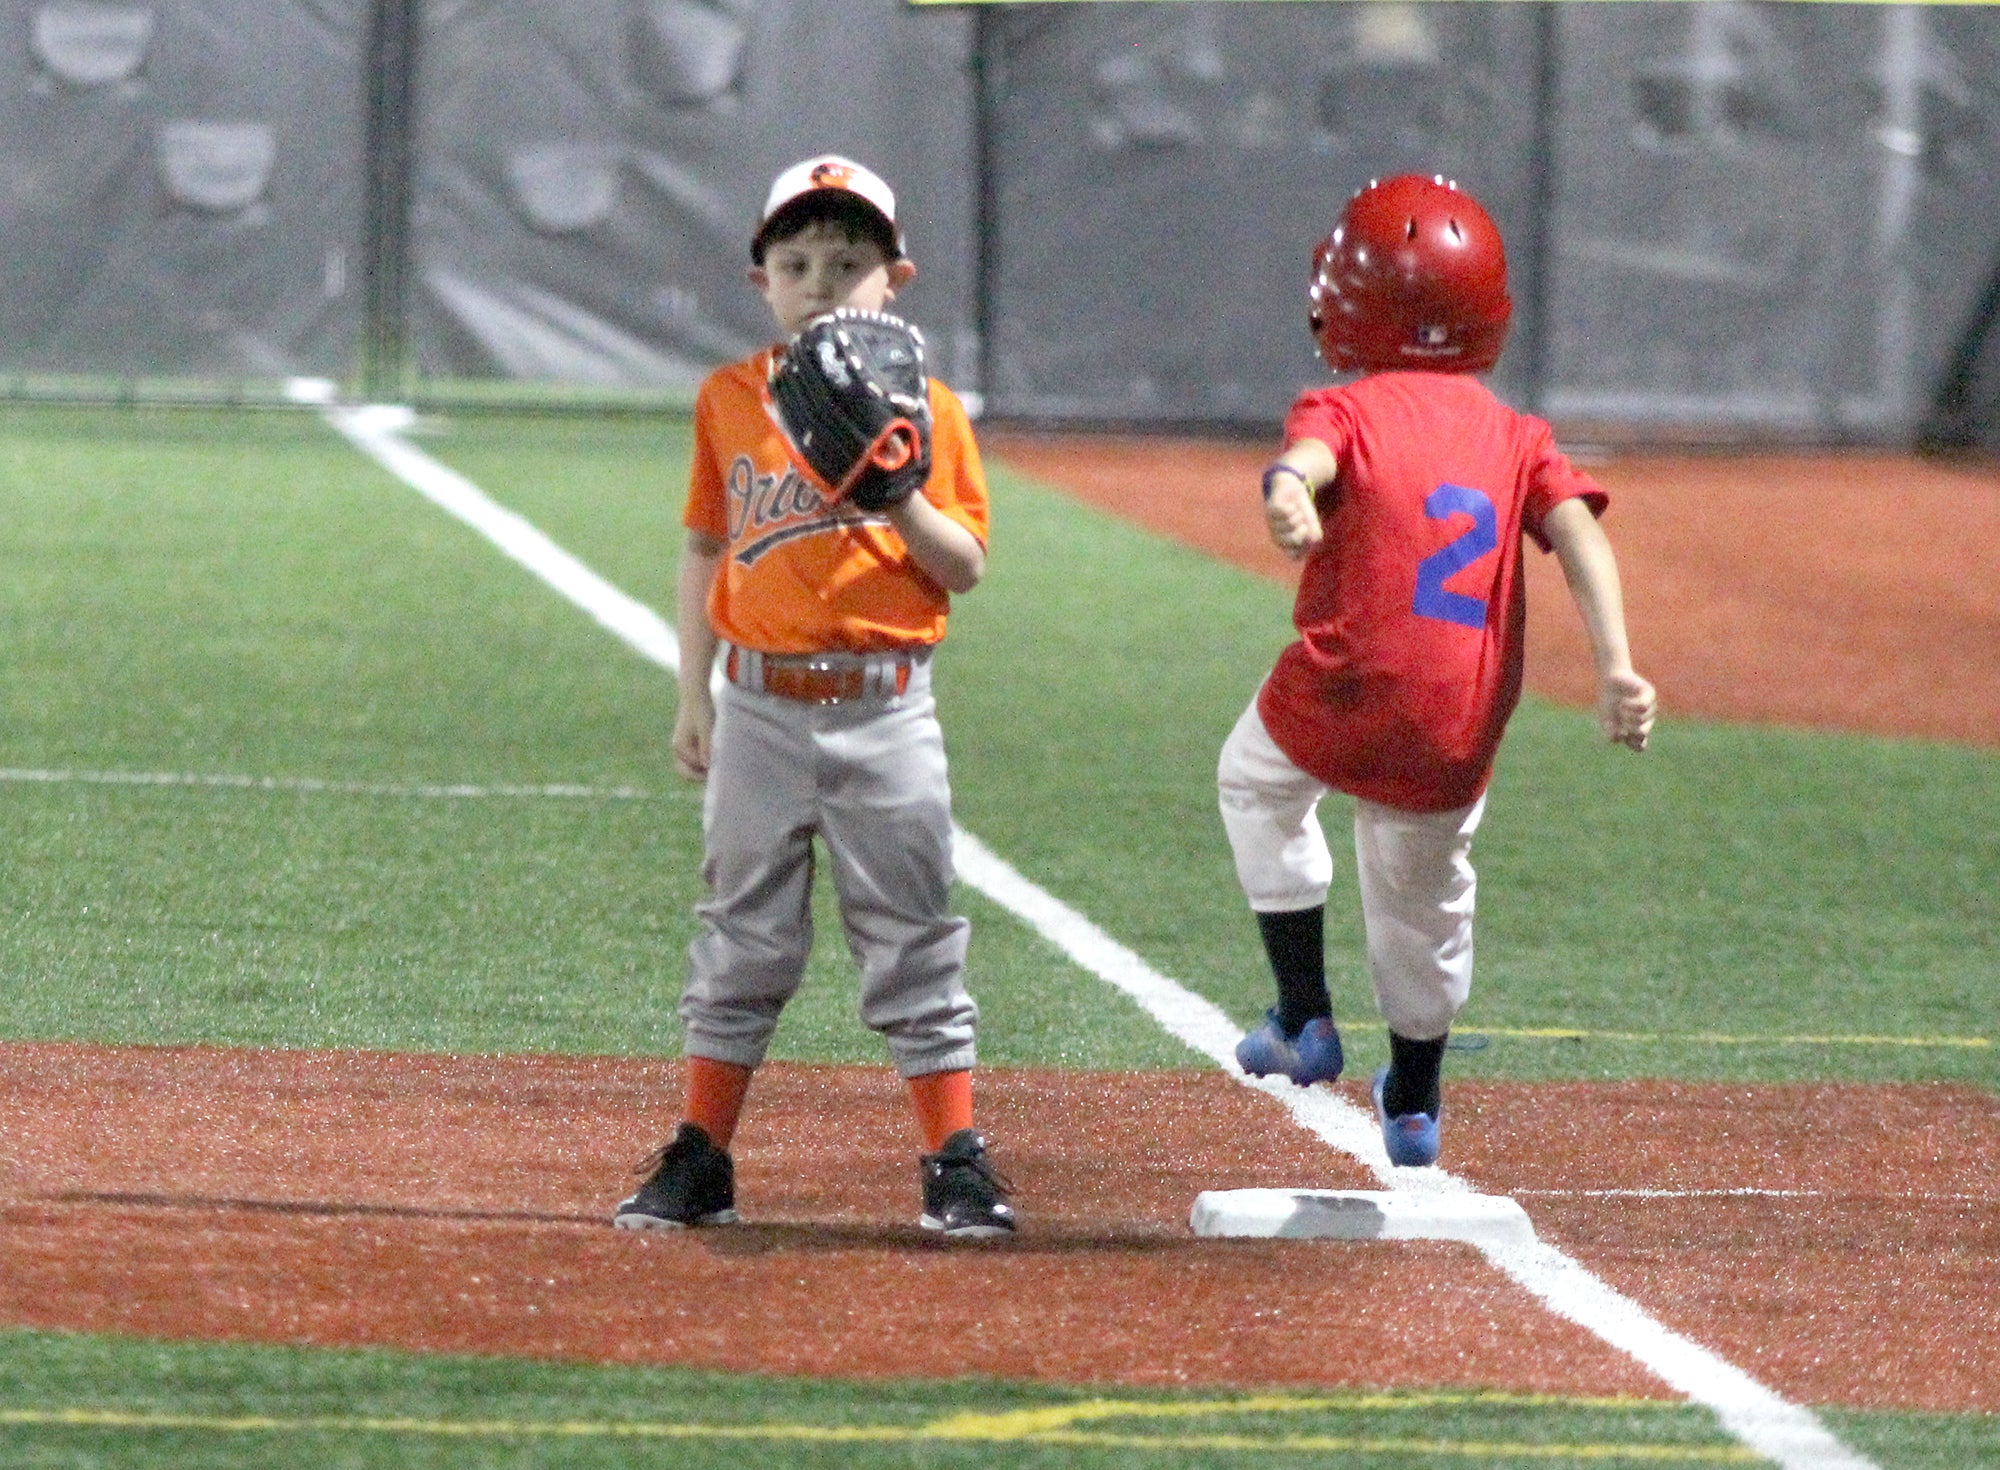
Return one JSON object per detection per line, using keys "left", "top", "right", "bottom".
{"left": 0, "top": 407, "right": 1190, "bottom": 1068}
{"left": 0, "top": 406, "right": 1990, "bottom": 1470}
{"left": 0, "top": 1326, "right": 1987, "bottom": 1470}
{"left": 1470, "top": 707, "right": 1999, "bottom": 1083}
{"left": 0, "top": 408, "right": 675, "bottom": 786}
{"left": 1823, "top": 1405, "right": 2000, "bottom": 1470}
{"left": 0, "top": 405, "right": 1991, "bottom": 1083}
{"left": 943, "top": 453, "right": 1998, "bottom": 1087}
{"left": 0, "top": 1327, "right": 1766, "bottom": 1470}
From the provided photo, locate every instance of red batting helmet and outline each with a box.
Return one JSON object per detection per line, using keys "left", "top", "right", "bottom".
{"left": 1307, "top": 174, "right": 1512, "bottom": 375}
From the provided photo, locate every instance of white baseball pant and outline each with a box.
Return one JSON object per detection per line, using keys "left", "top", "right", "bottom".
{"left": 1217, "top": 698, "right": 1483, "bottom": 1041}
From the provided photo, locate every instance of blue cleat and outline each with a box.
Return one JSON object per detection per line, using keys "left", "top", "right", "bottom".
{"left": 1372, "top": 1065, "right": 1441, "bottom": 1168}
{"left": 1235, "top": 1009, "right": 1344, "bottom": 1086}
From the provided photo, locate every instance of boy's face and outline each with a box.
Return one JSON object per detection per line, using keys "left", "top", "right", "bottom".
{"left": 749, "top": 221, "right": 916, "bottom": 337}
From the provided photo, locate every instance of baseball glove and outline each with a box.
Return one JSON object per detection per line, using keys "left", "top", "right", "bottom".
{"left": 765, "top": 308, "right": 932, "bottom": 512}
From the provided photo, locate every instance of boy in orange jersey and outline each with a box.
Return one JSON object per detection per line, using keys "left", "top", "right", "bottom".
{"left": 614, "top": 156, "right": 1012, "bottom": 1237}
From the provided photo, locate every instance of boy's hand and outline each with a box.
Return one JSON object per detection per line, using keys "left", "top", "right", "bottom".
{"left": 672, "top": 690, "right": 715, "bottom": 781}
{"left": 766, "top": 309, "right": 931, "bottom": 513}
{"left": 1264, "top": 475, "right": 1323, "bottom": 558}
{"left": 1599, "top": 669, "right": 1656, "bottom": 751}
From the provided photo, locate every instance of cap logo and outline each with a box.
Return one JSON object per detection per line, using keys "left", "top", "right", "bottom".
{"left": 810, "top": 161, "right": 856, "bottom": 191}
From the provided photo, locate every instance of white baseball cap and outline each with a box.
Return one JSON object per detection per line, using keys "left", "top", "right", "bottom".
{"left": 753, "top": 154, "right": 902, "bottom": 261}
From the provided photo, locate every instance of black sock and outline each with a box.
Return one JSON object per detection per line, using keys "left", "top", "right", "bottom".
{"left": 1256, "top": 907, "right": 1330, "bottom": 1036}
{"left": 1384, "top": 1031, "right": 1446, "bottom": 1118}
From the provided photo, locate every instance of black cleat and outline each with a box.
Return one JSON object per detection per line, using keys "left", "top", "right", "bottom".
{"left": 919, "top": 1129, "right": 1017, "bottom": 1238}
{"left": 613, "top": 1122, "right": 737, "bottom": 1229}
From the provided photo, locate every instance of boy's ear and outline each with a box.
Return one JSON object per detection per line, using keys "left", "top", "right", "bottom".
{"left": 746, "top": 264, "right": 770, "bottom": 291}
{"left": 886, "top": 259, "right": 917, "bottom": 292}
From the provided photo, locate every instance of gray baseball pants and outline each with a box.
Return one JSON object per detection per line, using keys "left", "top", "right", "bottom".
{"left": 679, "top": 658, "right": 978, "bottom": 1076}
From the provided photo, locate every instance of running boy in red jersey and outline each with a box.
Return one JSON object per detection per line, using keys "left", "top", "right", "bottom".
{"left": 1221, "top": 174, "right": 1656, "bottom": 1167}
{"left": 615, "top": 155, "right": 1012, "bottom": 1235}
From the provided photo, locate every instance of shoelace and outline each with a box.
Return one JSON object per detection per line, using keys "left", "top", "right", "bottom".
{"left": 631, "top": 1134, "right": 697, "bottom": 1178}
{"left": 934, "top": 1148, "right": 1014, "bottom": 1198}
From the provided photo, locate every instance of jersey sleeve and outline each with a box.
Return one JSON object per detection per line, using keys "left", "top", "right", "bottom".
{"left": 683, "top": 380, "right": 729, "bottom": 540}
{"left": 1281, "top": 387, "right": 1356, "bottom": 462}
{"left": 1520, "top": 418, "right": 1608, "bottom": 551}
{"left": 682, "top": 364, "right": 746, "bottom": 541}
{"left": 924, "top": 381, "right": 991, "bottom": 546}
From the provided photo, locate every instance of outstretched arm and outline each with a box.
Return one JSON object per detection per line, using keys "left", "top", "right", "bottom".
{"left": 1542, "top": 497, "right": 1656, "bottom": 751}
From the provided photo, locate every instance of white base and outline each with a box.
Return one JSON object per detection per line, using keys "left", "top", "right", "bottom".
{"left": 1189, "top": 1189, "right": 1535, "bottom": 1248}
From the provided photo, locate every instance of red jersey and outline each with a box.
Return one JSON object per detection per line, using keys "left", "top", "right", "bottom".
{"left": 1258, "top": 372, "right": 1606, "bottom": 812}
{"left": 684, "top": 350, "right": 990, "bottom": 654}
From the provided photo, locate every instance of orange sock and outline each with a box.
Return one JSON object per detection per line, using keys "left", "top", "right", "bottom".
{"left": 681, "top": 1056, "right": 753, "bottom": 1150}
{"left": 907, "top": 1068, "right": 974, "bottom": 1153}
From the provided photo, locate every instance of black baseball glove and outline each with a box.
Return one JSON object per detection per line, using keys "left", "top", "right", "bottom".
{"left": 765, "top": 308, "right": 932, "bottom": 512}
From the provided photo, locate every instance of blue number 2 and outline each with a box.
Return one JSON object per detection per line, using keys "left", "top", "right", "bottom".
{"left": 1411, "top": 483, "right": 1497, "bottom": 630}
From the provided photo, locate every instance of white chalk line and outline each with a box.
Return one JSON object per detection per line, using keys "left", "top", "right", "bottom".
{"left": 326, "top": 405, "right": 681, "bottom": 671}
{"left": 325, "top": 403, "right": 1879, "bottom": 1470}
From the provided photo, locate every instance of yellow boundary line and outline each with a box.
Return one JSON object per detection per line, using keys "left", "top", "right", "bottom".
{"left": 1343, "top": 1021, "right": 1989, "bottom": 1050}
{"left": 0, "top": 1392, "right": 1756, "bottom": 1462}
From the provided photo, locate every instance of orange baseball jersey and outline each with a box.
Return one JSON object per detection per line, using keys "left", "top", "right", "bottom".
{"left": 684, "top": 351, "right": 990, "bottom": 654}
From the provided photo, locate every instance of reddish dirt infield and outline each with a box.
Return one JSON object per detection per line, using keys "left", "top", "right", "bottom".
{"left": 0, "top": 1046, "right": 1639, "bottom": 1394}
{"left": 3, "top": 437, "right": 1996, "bottom": 1417}
{"left": 4, "top": 1044, "right": 1996, "bottom": 1411}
